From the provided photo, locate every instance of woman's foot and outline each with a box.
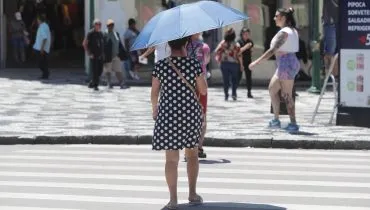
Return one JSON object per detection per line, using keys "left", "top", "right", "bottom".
{"left": 285, "top": 123, "right": 300, "bottom": 133}
{"left": 269, "top": 119, "right": 281, "bottom": 128}
{"left": 189, "top": 194, "right": 203, "bottom": 206}
{"left": 163, "top": 201, "right": 178, "bottom": 210}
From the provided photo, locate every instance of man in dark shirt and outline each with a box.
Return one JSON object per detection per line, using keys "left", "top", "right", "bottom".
{"left": 237, "top": 28, "right": 254, "bottom": 98}
{"left": 83, "top": 19, "right": 104, "bottom": 91}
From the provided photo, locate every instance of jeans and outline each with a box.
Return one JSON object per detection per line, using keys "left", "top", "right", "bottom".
{"left": 122, "top": 59, "right": 133, "bottom": 79}
{"left": 221, "top": 62, "right": 239, "bottom": 98}
{"left": 323, "top": 24, "right": 336, "bottom": 55}
{"left": 12, "top": 37, "right": 26, "bottom": 63}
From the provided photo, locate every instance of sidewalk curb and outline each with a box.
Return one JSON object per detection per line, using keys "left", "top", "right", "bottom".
{"left": 0, "top": 136, "right": 369, "bottom": 150}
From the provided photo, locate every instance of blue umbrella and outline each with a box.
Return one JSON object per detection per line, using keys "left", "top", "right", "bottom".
{"left": 130, "top": 0, "right": 248, "bottom": 51}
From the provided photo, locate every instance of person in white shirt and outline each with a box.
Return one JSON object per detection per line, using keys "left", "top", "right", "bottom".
{"left": 249, "top": 8, "right": 300, "bottom": 132}
{"left": 139, "top": 42, "right": 171, "bottom": 64}
{"left": 139, "top": 2, "right": 172, "bottom": 64}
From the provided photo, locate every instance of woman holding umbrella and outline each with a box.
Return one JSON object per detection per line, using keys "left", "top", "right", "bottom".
{"left": 249, "top": 8, "right": 300, "bottom": 132}
{"left": 151, "top": 37, "right": 207, "bottom": 209}
{"left": 130, "top": 2, "right": 248, "bottom": 208}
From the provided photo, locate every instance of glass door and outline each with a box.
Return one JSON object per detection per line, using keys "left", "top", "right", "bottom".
{"left": 0, "top": 0, "right": 5, "bottom": 69}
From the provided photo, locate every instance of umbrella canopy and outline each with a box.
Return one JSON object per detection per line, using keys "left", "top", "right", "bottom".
{"left": 130, "top": 0, "right": 249, "bottom": 51}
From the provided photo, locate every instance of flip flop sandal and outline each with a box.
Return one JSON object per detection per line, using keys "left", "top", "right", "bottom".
{"left": 188, "top": 194, "right": 203, "bottom": 206}
{"left": 164, "top": 201, "right": 178, "bottom": 210}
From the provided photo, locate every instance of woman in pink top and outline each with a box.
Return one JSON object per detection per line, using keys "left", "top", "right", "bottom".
{"left": 187, "top": 33, "right": 211, "bottom": 158}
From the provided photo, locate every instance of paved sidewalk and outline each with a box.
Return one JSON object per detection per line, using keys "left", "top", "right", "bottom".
{"left": 0, "top": 69, "right": 369, "bottom": 149}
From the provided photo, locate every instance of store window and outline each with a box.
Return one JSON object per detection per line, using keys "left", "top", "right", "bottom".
{"left": 243, "top": 0, "right": 278, "bottom": 59}
{"left": 280, "top": 0, "right": 310, "bottom": 51}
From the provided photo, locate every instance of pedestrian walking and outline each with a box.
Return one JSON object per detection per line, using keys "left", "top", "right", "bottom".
{"left": 103, "top": 19, "right": 129, "bottom": 89}
{"left": 151, "top": 37, "right": 207, "bottom": 209}
{"left": 237, "top": 27, "right": 254, "bottom": 98}
{"left": 215, "top": 28, "right": 243, "bottom": 101}
{"left": 123, "top": 18, "right": 140, "bottom": 80}
{"left": 33, "top": 14, "right": 51, "bottom": 80}
{"left": 322, "top": 0, "right": 339, "bottom": 77}
{"left": 82, "top": 19, "right": 104, "bottom": 91}
{"left": 186, "top": 33, "right": 210, "bottom": 158}
{"left": 249, "top": 8, "right": 300, "bottom": 132}
{"left": 9, "top": 12, "right": 28, "bottom": 64}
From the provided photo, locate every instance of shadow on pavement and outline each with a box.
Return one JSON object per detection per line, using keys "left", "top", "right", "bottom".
{"left": 173, "top": 202, "right": 286, "bottom": 210}
{"left": 289, "top": 131, "right": 318, "bottom": 136}
{"left": 199, "top": 159, "right": 231, "bottom": 164}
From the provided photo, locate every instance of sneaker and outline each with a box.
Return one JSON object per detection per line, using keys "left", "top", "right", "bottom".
{"left": 285, "top": 123, "right": 300, "bottom": 133}
{"left": 133, "top": 72, "right": 140, "bottom": 80}
{"left": 269, "top": 119, "right": 281, "bottom": 128}
{"left": 129, "top": 71, "right": 136, "bottom": 80}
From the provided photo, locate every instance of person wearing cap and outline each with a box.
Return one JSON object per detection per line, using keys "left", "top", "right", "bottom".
{"left": 9, "top": 12, "right": 28, "bottom": 64}
{"left": 103, "top": 19, "right": 129, "bottom": 89}
{"left": 82, "top": 19, "right": 104, "bottom": 91}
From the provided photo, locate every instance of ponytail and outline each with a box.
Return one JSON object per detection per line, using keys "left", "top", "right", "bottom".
{"left": 278, "top": 7, "right": 297, "bottom": 28}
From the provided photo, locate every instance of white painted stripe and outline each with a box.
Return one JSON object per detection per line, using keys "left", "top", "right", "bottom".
{"left": 1, "top": 181, "right": 370, "bottom": 199}
{"left": 0, "top": 193, "right": 369, "bottom": 209}
{"left": 16, "top": 149, "right": 370, "bottom": 162}
{"left": 1, "top": 163, "right": 370, "bottom": 187}
{"left": 1, "top": 155, "right": 370, "bottom": 175}
{"left": 65, "top": 145, "right": 370, "bottom": 157}
{"left": 0, "top": 170, "right": 369, "bottom": 186}
{"left": 0, "top": 207, "right": 82, "bottom": 210}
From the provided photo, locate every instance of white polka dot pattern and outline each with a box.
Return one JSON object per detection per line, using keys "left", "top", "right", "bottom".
{"left": 152, "top": 57, "right": 203, "bottom": 151}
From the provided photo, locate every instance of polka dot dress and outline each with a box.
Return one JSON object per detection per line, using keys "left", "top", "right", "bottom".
{"left": 152, "top": 57, "right": 203, "bottom": 151}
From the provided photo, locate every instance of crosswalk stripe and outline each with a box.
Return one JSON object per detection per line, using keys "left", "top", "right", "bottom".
{"left": 1, "top": 193, "right": 370, "bottom": 210}
{"left": 1, "top": 163, "right": 370, "bottom": 187}
{"left": 0, "top": 170, "right": 369, "bottom": 184}
{"left": 1, "top": 146, "right": 369, "bottom": 209}
{"left": 15, "top": 149, "right": 370, "bottom": 162}
{"left": 0, "top": 181, "right": 369, "bottom": 199}
{"left": 0, "top": 156, "right": 369, "bottom": 177}
{"left": 65, "top": 145, "right": 370, "bottom": 157}
{"left": 0, "top": 207, "right": 82, "bottom": 210}
{"left": 0, "top": 160, "right": 369, "bottom": 171}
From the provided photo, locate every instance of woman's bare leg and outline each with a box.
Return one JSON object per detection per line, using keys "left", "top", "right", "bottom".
{"left": 165, "top": 150, "right": 180, "bottom": 205}
{"left": 280, "top": 80, "right": 296, "bottom": 124}
{"left": 185, "top": 147, "right": 199, "bottom": 199}
{"left": 268, "top": 74, "right": 282, "bottom": 120}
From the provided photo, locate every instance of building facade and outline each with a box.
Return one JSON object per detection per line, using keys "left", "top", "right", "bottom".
{"left": 0, "top": 0, "right": 321, "bottom": 80}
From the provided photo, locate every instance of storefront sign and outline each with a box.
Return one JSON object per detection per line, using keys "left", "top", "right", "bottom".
{"left": 340, "top": 0, "right": 370, "bottom": 108}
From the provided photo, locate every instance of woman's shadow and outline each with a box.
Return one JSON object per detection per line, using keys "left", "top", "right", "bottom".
{"left": 164, "top": 202, "right": 286, "bottom": 210}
